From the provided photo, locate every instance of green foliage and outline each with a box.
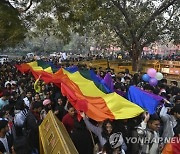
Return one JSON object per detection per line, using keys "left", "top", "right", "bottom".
{"left": 50, "top": 0, "right": 179, "bottom": 70}
{"left": 0, "top": 1, "right": 27, "bottom": 48}
{"left": 33, "top": 0, "right": 179, "bottom": 55}
{"left": 1, "top": 0, "right": 179, "bottom": 70}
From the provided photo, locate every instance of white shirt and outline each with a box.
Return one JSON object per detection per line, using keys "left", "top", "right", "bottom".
{"left": 149, "top": 131, "right": 159, "bottom": 154}
{"left": 0, "top": 136, "right": 9, "bottom": 153}
{"left": 23, "top": 97, "right": 30, "bottom": 108}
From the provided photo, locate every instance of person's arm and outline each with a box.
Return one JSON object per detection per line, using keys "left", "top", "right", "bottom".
{"left": 80, "top": 112, "right": 101, "bottom": 136}
{"left": 34, "top": 76, "right": 41, "bottom": 93}
{"left": 160, "top": 105, "right": 169, "bottom": 122}
{"left": 64, "top": 101, "right": 68, "bottom": 111}
{"left": 54, "top": 110, "right": 59, "bottom": 115}
{"left": 137, "top": 112, "right": 149, "bottom": 136}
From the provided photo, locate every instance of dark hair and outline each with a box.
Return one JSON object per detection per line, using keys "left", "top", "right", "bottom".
{"left": 175, "top": 95, "right": 180, "bottom": 103}
{"left": 158, "top": 84, "right": 166, "bottom": 89}
{"left": 101, "top": 119, "right": 115, "bottom": 140}
{"left": 103, "top": 141, "right": 115, "bottom": 154}
{"left": 125, "top": 69, "right": 129, "bottom": 74}
{"left": 174, "top": 124, "right": 180, "bottom": 136}
{"left": 143, "top": 84, "right": 154, "bottom": 92}
{"left": 100, "top": 71, "right": 105, "bottom": 78}
{"left": 160, "top": 92, "right": 170, "bottom": 100}
{"left": 0, "top": 110, "right": 6, "bottom": 118}
{"left": 73, "top": 118, "right": 86, "bottom": 130}
{"left": 148, "top": 114, "right": 160, "bottom": 123}
{"left": 124, "top": 76, "right": 131, "bottom": 81}
{"left": 161, "top": 79, "right": 167, "bottom": 84}
{"left": 31, "top": 101, "right": 43, "bottom": 110}
{"left": 171, "top": 104, "right": 180, "bottom": 114}
{"left": 13, "top": 137, "right": 31, "bottom": 154}
{"left": 2, "top": 105, "right": 10, "bottom": 112}
{"left": 26, "top": 88, "right": 33, "bottom": 94}
{"left": 171, "top": 87, "right": 180, "bottom": 96}
{"left": 67, "top": 103, "right": 74, "bottom": 110}
{"left": 171, "top": 81, "right": 178, "bottom": 86}
{"left": 11, "top": 91, "right": 18, "bottom": 97}
{"left": 0, "top": 120, "right": 8, "bottom": 130}
{"left": 15, "top": 100, "right": 26, "bottom": 110}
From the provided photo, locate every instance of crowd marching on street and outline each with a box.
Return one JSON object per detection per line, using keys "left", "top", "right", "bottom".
{"left": 0, "top": 58, "right": 179, "bottom": 154}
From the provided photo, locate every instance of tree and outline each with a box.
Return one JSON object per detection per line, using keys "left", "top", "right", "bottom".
{"left": 33, "top": 0, "right": 180, "bottom": 71}
{"left": 0, "top": 0, "right": 27, "bottom": 48}
{"left": 2, "top": 0, "right": 180, "bottom": 72}
{"left": 0, "top": 0, "right": 43, "bottom": 49}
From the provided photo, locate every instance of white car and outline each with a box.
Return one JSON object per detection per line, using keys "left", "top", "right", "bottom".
{"left": 26, "top": 53, "right": 35, "bottom": 59}
{"left": 0, "top": 55, "right": 9, "bottom": 64}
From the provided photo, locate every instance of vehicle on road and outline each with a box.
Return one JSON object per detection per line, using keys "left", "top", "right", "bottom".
{"left": 0, "top": 55, "right": 9, "bottom": 64}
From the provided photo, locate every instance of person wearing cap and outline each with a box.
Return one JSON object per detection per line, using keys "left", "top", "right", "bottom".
{"left": 40, "top": 99, "right": 52, "bottom": 120}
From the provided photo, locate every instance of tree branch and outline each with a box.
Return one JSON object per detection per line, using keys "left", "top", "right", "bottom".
{"left": 122, "top": 0, "right": 126, "bottom": 9}
{"left": 159, "top": 6, "right": 177, "bottom": 31}
{"left": 19, "top": 0, "right": 33, "bottom": 12}
{"left": 113, "top": 25, "right": 129, "bottom": 48}
{"left": 111, "top": 0, "right": 132, "bottom": 28}
{"left": 141, "top": 6, "right": 177, "bottom": 47}
{"left": 111, "top": 0, "right": 138, "bottom": 49}
{"left": 1, "top": 0, "right": 16, "bottom": 10}
{"left": 138, "top": 0, "right": 178, "bottom": 40}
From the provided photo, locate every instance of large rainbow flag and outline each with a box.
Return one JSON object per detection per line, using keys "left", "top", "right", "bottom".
{"left": 65, "top": 66, "right": 112, "bottom": 93}
{"left": 59, "top": 69, "right": 144, "bottom": 121}
{"left": 16, "top": 61, "right": 144, "bottom": 121}
{"left": 15, "top": 60, "right": 59, "bottom": 74}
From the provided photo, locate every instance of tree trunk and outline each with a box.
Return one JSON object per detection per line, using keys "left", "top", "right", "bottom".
{"left": 132, "top": 50, "right": 141, "bottom": 72}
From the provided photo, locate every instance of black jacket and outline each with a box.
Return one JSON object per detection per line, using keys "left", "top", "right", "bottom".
{"left": 25, "top": 111, "right": 41, "bottom": 150}
{"left": 71, "top": 129, "right": 94, "bottom": 154}
{"left": 0, "top": 133, "right": 13, "bottom": 153}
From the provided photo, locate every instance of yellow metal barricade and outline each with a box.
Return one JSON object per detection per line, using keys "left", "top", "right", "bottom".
{"left": 39, "top": 111, "right": 78, "bottom": 154}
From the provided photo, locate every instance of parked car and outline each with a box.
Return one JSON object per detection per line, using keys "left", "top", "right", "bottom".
{"left": 0, "top": 55, "right": 9, "bottom": 64}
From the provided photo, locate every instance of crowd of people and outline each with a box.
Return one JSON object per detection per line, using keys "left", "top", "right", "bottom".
{"left": 0, "top": 59, "right": 180, "bottom": 154}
